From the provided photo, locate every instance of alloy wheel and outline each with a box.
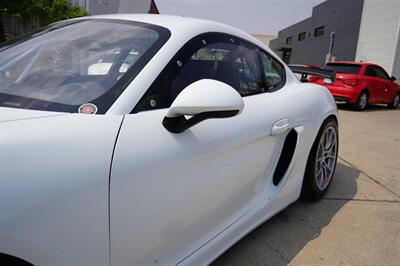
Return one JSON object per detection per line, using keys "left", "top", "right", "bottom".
{"left": 394, "top": 94, "right": 400, "bottom": 107}
{"left": 315, "top": 126, "right": 338, "bottom": 190}
{"left": 359, "top": 92, "right": 367, "bottom": 109}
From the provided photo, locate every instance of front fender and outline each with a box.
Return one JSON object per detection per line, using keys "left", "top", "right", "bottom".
{"left": 0, "top": 113, "right": 122, "bottom": 265}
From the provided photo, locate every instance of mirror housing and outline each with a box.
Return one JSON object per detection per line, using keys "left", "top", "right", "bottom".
{"left": 163, "top": 79, "right": 244, "bottom": 133}
{"left": 390, "top": 76, "right": 396, "bottom": 82}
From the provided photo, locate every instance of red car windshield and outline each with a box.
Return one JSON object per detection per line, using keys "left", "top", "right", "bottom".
{"left": 324, "top": 64, "right": 361, "bottom": 75}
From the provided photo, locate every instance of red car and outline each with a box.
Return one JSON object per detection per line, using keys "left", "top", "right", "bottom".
{"left": 310, "top": 62, "right": 400, "bottom": 110}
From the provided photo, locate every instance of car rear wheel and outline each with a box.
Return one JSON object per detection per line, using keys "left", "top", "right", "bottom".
{"left": 301, "top": 117, "right": 338, "bottom": 200}
{"left": 388, "top": 93, "right": 400, "bottom": 109}
{"left": 354, "top": 91, "right": 368, "bottom": 111}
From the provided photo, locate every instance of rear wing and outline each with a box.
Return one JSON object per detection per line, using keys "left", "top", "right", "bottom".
{"left": 288, "top": 65, "right": 336, "bottom": 83}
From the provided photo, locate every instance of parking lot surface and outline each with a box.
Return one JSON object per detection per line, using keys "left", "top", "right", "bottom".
{"left": 212, "top": 105, "right": 400, "bottom": 265}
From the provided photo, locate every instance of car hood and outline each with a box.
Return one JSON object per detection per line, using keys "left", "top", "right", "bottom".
{"left": 0, "top": 107, "right": 67, "bottom": 123}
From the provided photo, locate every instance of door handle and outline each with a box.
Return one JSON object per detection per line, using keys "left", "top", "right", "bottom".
{"left": 271, "top": 119, "right": 292, "bottom": 136}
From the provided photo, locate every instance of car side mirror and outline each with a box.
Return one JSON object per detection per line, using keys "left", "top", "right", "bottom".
{"left": 390, "top": 76, "right": 396, "bottom": 82}
{"left": 163, "top": 79, "right": 244, "bottom": 133}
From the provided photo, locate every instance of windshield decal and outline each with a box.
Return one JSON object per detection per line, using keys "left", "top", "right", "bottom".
{"left": 78, "top": 103, "right": 98, "bottom": 114}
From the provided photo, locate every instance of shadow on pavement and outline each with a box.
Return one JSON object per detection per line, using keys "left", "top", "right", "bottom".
{"left": 211, "top": 162, "right": 358, "bottom": 266}
{"left": 337, "top": 103, "right": 398, "bottom": 112}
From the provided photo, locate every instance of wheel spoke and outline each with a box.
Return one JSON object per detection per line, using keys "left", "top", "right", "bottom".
{"left": 317, "top": 167, "right": 323, "bottom": 178}
{"left": 317, "top": 167, "right": 324, "bottom": 187}
{"left": 322, "top": 165, "right": 329, "bottom": 185}
{"left": 317, "top": 145, "right": 324, "bottom": 162}
{"left": 326, "top": 154, "right": 335, "bottom": 160}
{"left": 326, "top": 141, "right": 336, "bottom": 153}
{"left": 325, "top": 162, "right": 333, "bottom": 173}
{"left": 320, "top": 133, "right": 326, "bottom": 150}
{"left": 327, "top": 129, "right": 337, "bottom": 153}
{"left": 324, "top": 131, "right": 333, "bottom": 150}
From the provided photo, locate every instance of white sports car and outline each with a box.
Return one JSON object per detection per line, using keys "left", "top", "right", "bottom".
{"left": 0, "top": 15, "right": 338, "bottom": 266}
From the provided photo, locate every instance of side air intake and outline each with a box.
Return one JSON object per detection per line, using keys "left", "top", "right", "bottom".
{"left": 273, "top": 129, "right": 298, "bottom": 186}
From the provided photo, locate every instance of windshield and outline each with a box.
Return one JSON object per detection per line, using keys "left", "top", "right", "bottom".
{"left": 0, "top": 19, "right": 170, "bottom": 114}
{"left": 324, "top": 64, "right": 361, "bottom": 74}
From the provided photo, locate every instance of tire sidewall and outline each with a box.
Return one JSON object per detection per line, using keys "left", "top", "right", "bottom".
{"left": 302, "top": 118, "right": 339, "bottom": 200}
{"left": 356, "top": 91, "right": 368, "bottom": 110}
{"left": 389, "top": 93, "right": 400, "bottom": 109}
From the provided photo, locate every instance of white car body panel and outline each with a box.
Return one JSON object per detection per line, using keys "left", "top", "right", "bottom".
{"left": 110, "top": 82, "right": 335, "bottom": 265}
{"left": 0, "top": 107, "right": 65, "bottom": 122}
{"left": 179, "top": 85, "right": 337, "bottom": 265}
{"left": 0, "top": 14, "right": 338, "bottom": 266}
{"left": 0, "top": 112, "right": 123, "bottom": 265}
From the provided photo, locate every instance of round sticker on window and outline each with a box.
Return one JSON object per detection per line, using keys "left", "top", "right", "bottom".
{"left": 78, "top": 103, "right": 98, "bottom": 114}
{"left": 149, "top": 99, "right": 157, "bottom": 107}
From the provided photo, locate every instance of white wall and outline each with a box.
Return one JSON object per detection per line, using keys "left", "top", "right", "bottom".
{"left": 355, "top": 0, "right": 400, "bottom": 76}
{"left": 117, "top": 0, "right": 152, "bottom": 14}
{"left": 251, "top": 34, "right": 276, "bottom": 47}
{"left": 393, "top": 27, "right": 400, "bottom": 79}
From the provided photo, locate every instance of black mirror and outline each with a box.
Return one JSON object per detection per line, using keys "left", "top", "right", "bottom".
{"left": 390, "top": 76, "right": 396, "bottom": 81}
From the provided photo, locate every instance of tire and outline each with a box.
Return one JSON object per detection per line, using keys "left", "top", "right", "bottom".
{"left": 301, "top": 117, "right": 339, "bottom": 201}
{"left": 388, "top": 93, "right": 400, "bottom": 109}
{"left": 353, "top": 90, "right": 368, "bottom": 111}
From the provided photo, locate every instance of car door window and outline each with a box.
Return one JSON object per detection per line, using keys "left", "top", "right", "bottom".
{"left": 365, "top": 66, "right": 389, "bottom": 80}
{"left": 365, "top": 66, "right": 376, "bottom": 77}
{"left": 134, "top": 34, "right": 266, "bottom": 112}
{"left": 171, "top": 42, "right": 262, "bottom": 99}
{"left": 373, "top": 66, "right": 390, "bottom": 80}
{"left": 260, "top": 51, "right": 284, "bottom": 91}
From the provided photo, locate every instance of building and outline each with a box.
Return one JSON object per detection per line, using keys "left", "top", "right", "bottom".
{"left": 71, "top": 0, "right": 159, "bottom": 15}
{"left": 355, "top": 0, "right": 400, "bottom": 79}
{"left": 269, "top": 0, "right": 400, "bottom": 78}
{"left": 269, "top": 0, "right": 364, "bottom": 66}
{"left": 251, "top": 34, "right": 276, "bottom": 47}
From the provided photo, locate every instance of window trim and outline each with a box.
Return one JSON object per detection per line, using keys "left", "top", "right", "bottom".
{"left": 285, "top": 36, "right": 293, "bottom": 45}
{"left": 132, "top": 32, "right": 286, "bottom": 113}
{"left": 259, "top": 50, "right": 285, "bottom": 93}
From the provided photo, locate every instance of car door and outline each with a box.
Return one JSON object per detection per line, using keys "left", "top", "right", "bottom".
{"left": 364, "top": 65, "right": 387, "bottom": 103}
{"left": 363, "top": 66, "right": 381, "bottom": 103}
{"left": 373, "top": 66, "right": 394, "bottom": 103}
{"left": 109, "top": 34, "right": 300, "bottom": 265}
